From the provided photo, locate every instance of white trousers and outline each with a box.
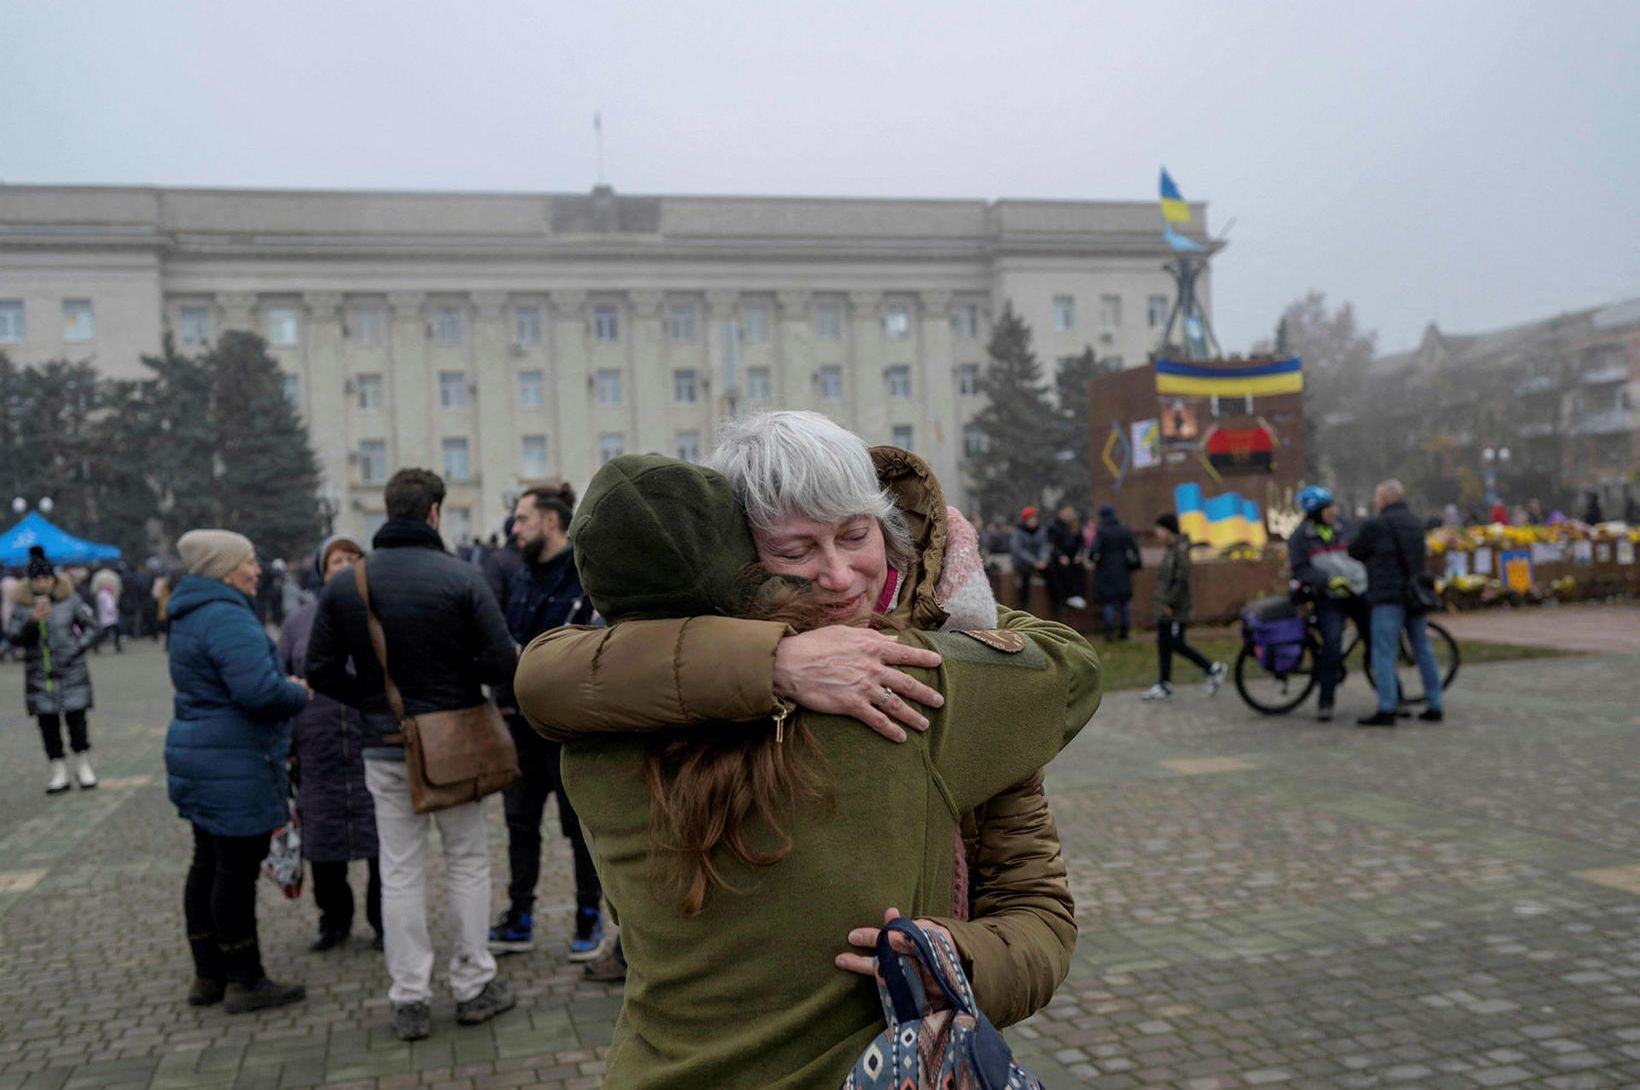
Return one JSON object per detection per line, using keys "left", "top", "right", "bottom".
{"left": 365, "top": 759, "right": 497, "bottom": 1004}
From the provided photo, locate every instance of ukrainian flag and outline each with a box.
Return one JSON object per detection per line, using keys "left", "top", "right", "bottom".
{"left": 1243, "top": 499, "right": 1268, "bottom": 550}
{"left": 1155, "top": 356, "right": 1303, "bottom": 398}
{"left": 1174, "top": 483, "right": 1209, "bottom": 544}
{"left": 1159, "top": 168, "right": 1191, "bottom": 224}
{"left": 1204, "top": 492, "right": 1249, "bottom": 550}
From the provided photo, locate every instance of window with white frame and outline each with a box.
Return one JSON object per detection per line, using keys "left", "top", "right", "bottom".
{"left": 884, "top": 302, "right": 911, "bottom": 339}
{"left": 514, "top": 305, "right": 542, "bottom": 346}
{"left": 1100, "top": 294, "right": 1122, "bottom": 329}
{"left": 742, "top": 303, "right": 770, "bottom": 343}
{"left": 746, "top": 366, "right": 771, "bottom": 402}
{"left": 1147, "top": 294, "right": 1169, "bottom": 330}
{"left": 668, "top": 303, "right": 696, "bottom": 341}
{"left": 953, "top": 304, "right": 980, "bottom": 339}
{"left": 62, "top": 299, "right": 94, "bottom": 342}
{"left": 518, "top": 369, "right": 545, "bottom": 408}
{"left": 886, "top": 366, "right": 912, "bottom": 399}
{"left": 0, "top": 301, "right": 23, "bottom": 343}
{"left": 179, "top": 305, "right": 211, "bottom": 346}
{"left": 443, "top": 506, "right": 472, "bottom": 549}
{"left": 818, "top": 366, "right": 844, "bottom": 400}
{"left": 594, "top": 304, "right": 620, "bottom": 341}
{"left": 958, "top": 363, "right": 980, "bottom": 397}
{"left": 432, "top": 306, "right": 463, "bottom": 345}
{"left": 1052, "top": 296, "right": 1075, "bottom": 333}
{"left": 815, "top": 301, "right": 842, "bottom": 340}
{"left": 266, "top": 306, "right": 299, "bottom": 346}
{"left": 281, "top": 373, "right": 301, "bottom": 412}
{"left": 438, "top": 371, "right": 468, "bottom": 410}
{"left": 441, "top": 437, "right": 471, "bottom": 481}
{"left": 348, "top": 303, "right": 384, "bottom": 346}
{"left": 598, "top": 433, "right": 625, "bottom": 464}
{"left": 358, "top": 439, "right": 388, "bottom": 483}
{"left": 521, "top": 434, "right": 549, "bottom": 478}
{"left": 595, "top": 369, "right": 622, "bottom": 406}
{"left": 355, "top": 373, "right": 384, "bottom": 410}
{"left": 673, "top": 369, "right": 698, "bottom": 403}
{"left": 677, "top": 431, "right": 702, "bottom": 463}
{"left": 963, "top": 423, "right": 987, "bottom": 457}
{"left": 891, "top": 424, "right": 914, "bottom": 451}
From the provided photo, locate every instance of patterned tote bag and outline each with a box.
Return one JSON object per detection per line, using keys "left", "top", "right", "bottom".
{"left": 842, "top": 918, "right": 1045, "bottom": 1090}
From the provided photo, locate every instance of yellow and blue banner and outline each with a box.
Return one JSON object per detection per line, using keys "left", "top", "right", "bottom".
{"left": 1203, "top": 491, "right": 1249, "bottom": 550}
{"left": 1174, "top": 483, "right": 1209, "bottom": 544}
{"left": 1155, "top": 356, "right": 1303, "bottom": 398}
{"left": 1159, "top": 168, "right": 1191, "bottom": 223}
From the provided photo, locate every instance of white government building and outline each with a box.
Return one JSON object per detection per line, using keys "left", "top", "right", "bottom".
{"left": 0, "top": 184, "right": 1211, "bottom": 545}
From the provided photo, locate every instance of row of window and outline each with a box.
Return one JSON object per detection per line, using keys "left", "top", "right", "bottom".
{"left": 1052, "top": 294, "right": 1171, "bottom": 334}
{"left": 337, "top": 362, "right": 986, "bottom": 413}
{"left": 0, "top": 299, "right": 95, "bottom": 344}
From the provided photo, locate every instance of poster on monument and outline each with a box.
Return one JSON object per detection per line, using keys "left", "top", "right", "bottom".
{"left": 1618, "top": 539, "right": 1635, "bottom": 566}
{"left": 1131, "top": 419, "right": 1161, "bottom": 469}
{"left": 1472, "top": 546, "right": 1494, "bottom": 577}
{"left": 1444, "top": 551, "right": 1469, "bottom": 579}
{"left": 1572, "top": 540, "right": 1593, "bottom": 566}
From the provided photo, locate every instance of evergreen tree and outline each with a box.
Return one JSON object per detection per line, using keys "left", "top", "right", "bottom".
{"left": 207, "top": 331, "right": 322, "bottom": 560}
{"left": 964, "top": 303, "right": 1061, "bottom": 520}
{"left": 1051, "top": 346, "right": 1114, "bottom": 513}
{"left": 87, "top": 378, "right": 161, "bottom": 559}
{"left": 133, "top": 335, "right": 218, "bottom": 548}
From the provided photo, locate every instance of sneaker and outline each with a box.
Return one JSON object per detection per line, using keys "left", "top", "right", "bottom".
{"left": 392, "top": 1000, "right": 432, "bottom": 1041}
{"left": 1417, "top": 708, "right": 1445, "bottom": 723}
{"left": 1206, "top": 662, "right": 1227, "bottom": 696}
{"left": 74, "top": 754, "right": 96, "bottom": 790}
{"left": 455, "top": 978, "right": 516, "bottom": 1025}
{"left": 1316, "top": 704, "right": 1334, "bottom": 723}
{"left": 1355, "top": 711, "right": 1398, "bottom": 728}
{"left": 487, "top": 908, "right": 534, "bottom": 954}
{"left": 569, "top": 907, "right": 605, "bottom": 962}
{"left": 1066, "top": 595, "right": 1088, "bottom": 610}
{"left": 1140, "top": 683, "right": 1173, "bottom": 702}
{"left": 46, "top": 759, "right": 70, "bottom": 795}
{"left": 584, "top": 947, "right": 628, "bottom": 983}
{"left": 223, "top": 977, "right": 306, "bottom": 1014}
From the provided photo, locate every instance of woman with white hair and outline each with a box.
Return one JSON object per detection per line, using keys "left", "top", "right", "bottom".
{"left": 516, "top": 412, "right": 1098, "bottom": 1086}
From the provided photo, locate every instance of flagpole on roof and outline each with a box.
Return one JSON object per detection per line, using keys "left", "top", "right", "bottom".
{"left": 594, "top": 111, "right": 606, "bottom": 187}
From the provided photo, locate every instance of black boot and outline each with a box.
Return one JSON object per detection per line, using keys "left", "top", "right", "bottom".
{"left": 187, "top": 933, "right": 225, "bottom": 1007}
{"left": 221, "top": 938, "right": 305, "bottom": 1014}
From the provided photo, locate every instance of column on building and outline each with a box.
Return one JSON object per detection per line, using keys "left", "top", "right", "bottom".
{"left": 471, "top": 291, "right": 514, "bottom": 533}
{"left": 775, "top": 290, "right": 811, "bottom": 412}
{"left": 847, "top": 290, "right": 884, "bottom": 440}
{"left": 301, "top": 292, "right": 349, "bottom": 531}
{"left": 917, "top": 290, "right": 963, "bottom": 508}
{"left": 387, "top": 292, "right": 431, "bottom": 476}
{"left": 705, "top": 290, "right": 740, "bottom": 441}
{"left": 548, "top": 290, "right": 592, "bottom": 490}
{"left": 628, "top": 290, "right": 668, "bottom": 459}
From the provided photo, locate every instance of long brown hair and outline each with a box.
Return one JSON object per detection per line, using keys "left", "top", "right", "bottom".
{"left": 642, "top": 574, "right": 849, "bottom": 917}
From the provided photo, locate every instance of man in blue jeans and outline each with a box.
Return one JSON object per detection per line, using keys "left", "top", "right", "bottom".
{"left": 1348, "top": 479, "right": 1445, "bottom": 727}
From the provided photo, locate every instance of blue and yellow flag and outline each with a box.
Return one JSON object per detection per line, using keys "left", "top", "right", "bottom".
{"left": 1155, "top": 356, "right": 1304, "bottom": 398}
{"left": 1159, "top": 168, "right": 1191, "bottom": 223}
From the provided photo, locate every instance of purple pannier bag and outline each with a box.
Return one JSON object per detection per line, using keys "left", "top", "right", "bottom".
{"left": 1248, "top": 614, "right": 1307, "bottom": 676}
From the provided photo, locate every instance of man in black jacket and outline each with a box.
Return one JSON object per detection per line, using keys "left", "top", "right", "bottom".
{"left": 306, "top": 469, "right": 517, "bottom": 1041}
{"left": 487, "top": 485, "right": 604, "bottom": 964}
{"left": 1088, "top": 504, "right": 1140, "bottom": 641}
{"left": 1348, "top": 478, "right": 1446, "bottom": 727}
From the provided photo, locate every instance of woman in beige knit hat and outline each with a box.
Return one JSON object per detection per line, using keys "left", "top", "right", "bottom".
{"left": 163, "top": 529, "right": 312, "bottom": 1013}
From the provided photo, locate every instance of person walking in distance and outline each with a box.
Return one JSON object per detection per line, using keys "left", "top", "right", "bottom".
{"left": 305, "top": 469, "right": 519, "bottom": 1042}
{"left": 1141, "top": 514, "right": 1226, "bottom": 701}
{"left": 1087, "top": 504, "right": 1140, "bottom": 642}
{"left": 1348, "top": 479, "right": 1446, "bottom": 727}
{"left": 278, "top": 533, "right": 383, "bottom": 953}
{"left": 1008, "top": 506, "right": 1049, "bottom": 612}
{"left": 487, "top": 483, "right": 605, "bottom": 961}
{"left": 10, "top": 546, "right": 100, "bottom": 793}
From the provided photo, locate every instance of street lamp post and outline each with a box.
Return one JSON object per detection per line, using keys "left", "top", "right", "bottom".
{"left": 11, "top": 496, "right": 54, "bottom": 517}
{"left": 1481, "top": 447, "right": 1511, "bottom": 509}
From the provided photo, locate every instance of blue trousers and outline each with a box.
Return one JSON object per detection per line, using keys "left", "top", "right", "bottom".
{"left": 1369, "top": 603, "right": 1444, "bottom": 713}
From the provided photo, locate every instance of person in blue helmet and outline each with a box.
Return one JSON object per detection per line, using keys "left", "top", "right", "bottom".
{"left": 1287, "top": 486, "right": 1368, "bottom": 721}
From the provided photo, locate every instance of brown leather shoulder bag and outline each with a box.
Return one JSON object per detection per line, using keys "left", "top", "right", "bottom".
{"left": 354, "top": 559, "right": 518, "bottom": 813}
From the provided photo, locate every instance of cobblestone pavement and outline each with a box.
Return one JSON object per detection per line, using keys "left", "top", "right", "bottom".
{"left": 1433, "top": 604, "right": 1640, "bottom": 655}
{"left": 2, "top": 640, "right": 1639, "bottom": 1089}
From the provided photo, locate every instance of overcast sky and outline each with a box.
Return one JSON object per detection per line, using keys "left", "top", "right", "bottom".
{"left": 4, "top": 0, "right": 1637, "bottom": 354}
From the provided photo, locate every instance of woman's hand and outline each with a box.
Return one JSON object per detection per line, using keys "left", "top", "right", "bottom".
{"left": 836, "top": 907, "right": 957, "bottom": 1010}
{"left": 772, "top": 627, "right": 943, "bottom": 743}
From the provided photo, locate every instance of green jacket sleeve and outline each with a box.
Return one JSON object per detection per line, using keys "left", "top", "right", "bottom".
{"left": 926, "top": 770, "right": 1076, "bottom": 1029}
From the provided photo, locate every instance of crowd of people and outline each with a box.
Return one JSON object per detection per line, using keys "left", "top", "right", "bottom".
{"left": 5, "top": 408, "right": 1464, "bottom": 1086}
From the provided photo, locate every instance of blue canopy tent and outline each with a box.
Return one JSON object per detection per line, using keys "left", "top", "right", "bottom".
{"left": 0, "top": 512, "right": 122, "bottom": 568}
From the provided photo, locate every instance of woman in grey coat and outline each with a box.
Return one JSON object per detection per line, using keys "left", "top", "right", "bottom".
{"left": 9, "top": 546, "right": 99, "bottom": 793}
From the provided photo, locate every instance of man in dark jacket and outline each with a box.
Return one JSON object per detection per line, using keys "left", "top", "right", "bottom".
{"left": 1044, "top": 505, "right": 1087, "bottom": 616}
{"left": 306, "top": 469, "right": 517, "bottom": 1041}
{"left": 488, "top": 486, "right": 603, "bottom": 962}
{"left": 1347, "top": 478, "right": 1445, "bottom": 727}
{"left": 1088, "top": 504, "right": 1140, "bottom": 641}
{"left": 1288, "top": 486, "right": 1368, "bottom": 721}
{"left": 1142, "top": 514, "right": 1226, "bottom": 701}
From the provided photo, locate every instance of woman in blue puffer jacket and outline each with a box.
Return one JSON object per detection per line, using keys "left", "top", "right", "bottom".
{"left": 165, "top": 529, "right": 311, "bottom": 1014}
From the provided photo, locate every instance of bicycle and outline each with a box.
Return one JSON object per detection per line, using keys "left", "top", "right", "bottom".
{"left": 1234, "top": 602, "right": 1460, "bottom": 716}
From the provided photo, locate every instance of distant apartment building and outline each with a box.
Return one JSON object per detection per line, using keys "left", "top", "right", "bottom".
{"left": 0, "top": 184, "right": 1211, "bottom": 542}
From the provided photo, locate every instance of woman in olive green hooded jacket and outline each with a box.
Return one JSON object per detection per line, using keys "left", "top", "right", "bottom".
{"left": 516, "top": 453, "right": 1099, "bottom": 1090}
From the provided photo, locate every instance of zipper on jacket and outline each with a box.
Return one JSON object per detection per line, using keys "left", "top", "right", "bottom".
{"left": 39, "top": 619, "right": 54, "bottom": 693}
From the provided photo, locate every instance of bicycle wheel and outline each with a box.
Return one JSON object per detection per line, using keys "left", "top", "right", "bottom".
{"left": 1234, "top": 639, "right": 1319, "bottom": 715}
{"left": 1362, "top": 617, "right": 1461, "bottom": 705}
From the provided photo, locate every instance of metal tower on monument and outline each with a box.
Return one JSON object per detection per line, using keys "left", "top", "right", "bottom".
{"left": 1153, "top": 167, "right": 1225, "bottom": 361}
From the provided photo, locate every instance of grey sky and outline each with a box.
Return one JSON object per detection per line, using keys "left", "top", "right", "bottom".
{"left": 4, "top": 0, "right": 1637, "bottom": 354}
